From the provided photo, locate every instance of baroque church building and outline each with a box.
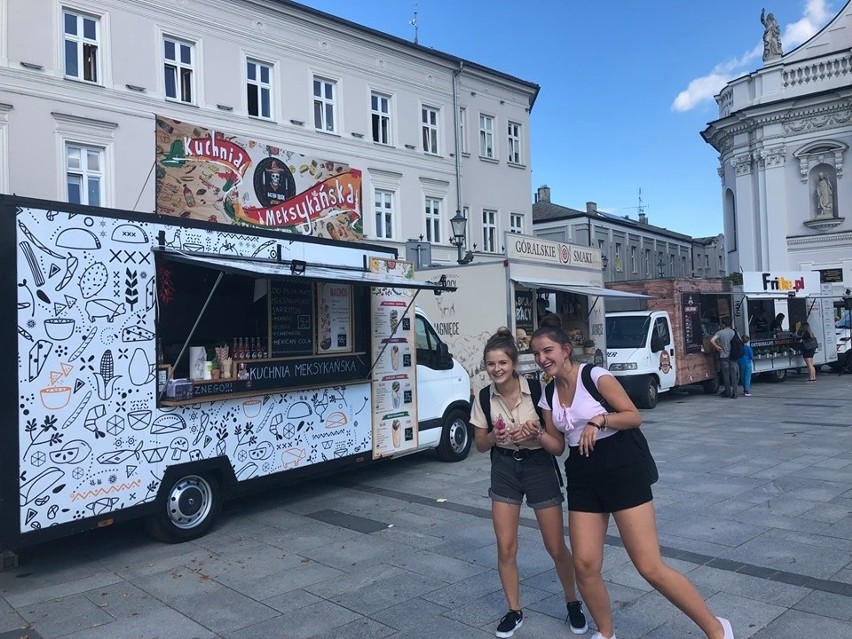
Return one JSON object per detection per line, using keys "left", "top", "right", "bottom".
{"left": 702, "top": 1, "right": 852, "bottom": 300}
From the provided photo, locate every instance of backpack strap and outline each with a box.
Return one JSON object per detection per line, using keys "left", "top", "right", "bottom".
{"left": 478, "top": 385, "right": 493, "bottom": 432}
{"left": 528, "top": 377, "right": 545, "bottom": 425}
{"left": 580, "top": 364, "right": 614, "bottom": 413}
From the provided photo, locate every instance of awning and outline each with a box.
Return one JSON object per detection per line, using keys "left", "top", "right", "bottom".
{"left": 512, "top": 279, "right": 650, "bottom": 299}
{"left": 159, "top": 250, "right": 455, "bottom": 292}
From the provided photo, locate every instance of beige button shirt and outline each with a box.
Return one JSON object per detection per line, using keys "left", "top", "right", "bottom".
{"left": 470, "top": 375, "right": 543, "bottom": 451}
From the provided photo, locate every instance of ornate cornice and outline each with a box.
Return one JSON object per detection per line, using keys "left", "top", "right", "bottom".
{"left": 759, "top": 145, "right": 786, "bottom": 168}
{"left": 731, "top": 153, "right": 753, "bottom": 176}
{"left": 784, "top": 103, "right": 852, "bottom": 135}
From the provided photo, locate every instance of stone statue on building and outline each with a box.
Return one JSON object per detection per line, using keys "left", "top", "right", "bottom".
{"left": 761, "top": 9, "right": 783, "bottom": 60}
{"left": 816, "top": 172, "right": 834, "bottom": 218}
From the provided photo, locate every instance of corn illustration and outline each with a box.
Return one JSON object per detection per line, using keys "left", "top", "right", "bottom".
{"left": 94, "top": 349, "right": 121, "bottom": 400}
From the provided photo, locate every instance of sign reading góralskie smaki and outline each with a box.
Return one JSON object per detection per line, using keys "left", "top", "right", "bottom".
{"left": 155, "top": 115, "right": 362, "bottom": 241}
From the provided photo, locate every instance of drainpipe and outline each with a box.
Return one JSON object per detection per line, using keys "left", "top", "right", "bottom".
{"left": 452, "top": 61, "right": 464, "bottom": 244}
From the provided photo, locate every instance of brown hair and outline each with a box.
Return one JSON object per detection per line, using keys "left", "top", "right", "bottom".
{"left": 483, "top": 327, "right": 518, "bottom": 367}
{"left": 530, "top": 324, "right": 572, "bottom": 350}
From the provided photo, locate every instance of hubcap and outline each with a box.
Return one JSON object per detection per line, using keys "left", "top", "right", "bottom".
{"left": 167, "top": 475, "right": 213, "bottom": 530}
{"left": 448, "top": 418, "right": 468, "bottom": 454}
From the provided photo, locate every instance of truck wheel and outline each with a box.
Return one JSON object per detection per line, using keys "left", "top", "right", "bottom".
{"left": 764, "top": 369, "right": 787, "bottom": 383}
{"left": 145, "top": 472, "right": 221, "bottom": 543}
{"left": 635, "top": 377, "right": 658, "bottom": 409}
{"left": 436, "top": 408, "right": 472, "bottom": 462}
{"left": 702, "top": 375, "right": 720, "bottom": 394}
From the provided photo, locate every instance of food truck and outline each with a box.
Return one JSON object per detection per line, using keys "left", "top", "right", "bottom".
{"left": 604, "top": 279, "right": 732, "bottom": 408}
{"left": 733, "top": 271, "right": 837, "bottom": 381}
{"left": 2, "top": 194, "right": 472, "bottom": 556}
{"left": 415, "top": 234, "right": 647, "bottom": 392}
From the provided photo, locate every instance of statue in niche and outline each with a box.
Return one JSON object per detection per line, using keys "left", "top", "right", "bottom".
{"left": 815, "top": 172, "right": 835, "bottom": 219}
{"left": 761, "top": 9, "right": 783, "bottom": 60}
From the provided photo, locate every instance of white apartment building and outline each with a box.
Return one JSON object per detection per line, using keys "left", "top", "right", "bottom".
{"left": 702, "top": 1, "right": 852, "bottom": 300}
{"left": 0, "top": 0, "right": 538, "bottom": 264}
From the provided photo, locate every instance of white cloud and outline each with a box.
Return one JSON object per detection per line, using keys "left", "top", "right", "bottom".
{"left": 672, "top": 0, "right": 833, "bottom": 112}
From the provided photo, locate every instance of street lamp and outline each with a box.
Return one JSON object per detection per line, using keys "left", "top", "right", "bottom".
{"left": 601, "top": 255, "right": 609, "bottom": 271}
{"left": 657, "top": 258, "right": 665, "bottom": 279}
{"left": 450, "top": 210, "right": 474, "bottom": 264}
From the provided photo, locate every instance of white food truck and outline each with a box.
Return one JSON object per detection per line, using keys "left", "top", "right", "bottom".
{"left": 2, "top": 194, "right": 471, "bottom": 557}
{"left": 416, "top": 234, "right": 646, "bottom": 392}
{"left": 733, "top": 271, "right": 837, "bottom": 381}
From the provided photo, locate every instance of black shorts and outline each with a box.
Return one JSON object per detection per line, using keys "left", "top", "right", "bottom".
{"left": 564, "top": 430, "right": 652, "bottom": 513}
{"left": 489, "top": 447, "right": 564, "bottom": 509}
{"left": 802, "top": 349, "right": 816, "bottom": 359}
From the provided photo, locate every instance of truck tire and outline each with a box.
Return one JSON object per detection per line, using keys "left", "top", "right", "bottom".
{"left": 702, "top": 375, "right": 720, "bottom": 394}
{"left": 764, "top": 369, "right": 787, "bottom": 383}
{"left": 635, "top": 377, "right": 658, "bottom": 409}
{"left": 145, "top": 472, "right": 222, "bottom": 543}
{"left": 436, "top": 407, "right": 472, "bottom": 462}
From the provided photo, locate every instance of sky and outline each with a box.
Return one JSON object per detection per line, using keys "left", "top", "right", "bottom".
{"left": 297, "top": 0, "right": 838, "bottom": 238}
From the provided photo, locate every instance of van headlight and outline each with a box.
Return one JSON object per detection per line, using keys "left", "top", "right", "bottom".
{"left": 609, "top": 363, "right": 638, "bottom": 371}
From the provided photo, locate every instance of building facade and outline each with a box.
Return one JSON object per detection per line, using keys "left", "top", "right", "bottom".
{"left": 532, "top": 186, "right": 695, "bottom": 283}
{"left": 702, "top": 1, "right": 852, "bottom": 300}
{"left": 0, "top": 0, "right": 538, "bottom": 264}
{"left": 691, "top": 234, "right": 727, "bottom": 279}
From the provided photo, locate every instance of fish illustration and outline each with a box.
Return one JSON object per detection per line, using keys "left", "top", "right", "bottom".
{"left": 96, "top": 440, "right": 143, "bottom": 465}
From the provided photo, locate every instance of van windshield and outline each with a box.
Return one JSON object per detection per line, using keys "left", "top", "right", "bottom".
{"left": 606, "top": 316, "right": 651, "bottom": 349}
{"left": 837, "top": 312, "right": 852, "bottom": 330}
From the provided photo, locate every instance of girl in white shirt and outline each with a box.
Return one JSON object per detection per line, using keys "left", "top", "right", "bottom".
{"left": 528, "top": 326, "right": 734, "bottom": 639}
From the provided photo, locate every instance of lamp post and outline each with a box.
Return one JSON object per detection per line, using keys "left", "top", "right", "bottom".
{"left": 450, "top": 210, "right": 474, "bottom": 264}
{"left": 657, "top": 258, "right": 665, "bottom": 279}
{"left": 601, "top": 255, "right": 609, "bottom": 272}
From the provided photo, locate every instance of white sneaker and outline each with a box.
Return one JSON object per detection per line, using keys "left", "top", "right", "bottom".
{"left": 589, "top": 633, "right": 616, "bottom": 639}
{"left": 717, "top": 617, "right": 734, "bottom": 639}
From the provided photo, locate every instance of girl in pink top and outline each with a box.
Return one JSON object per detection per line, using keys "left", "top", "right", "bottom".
{"left": 529, "top": 325, "right": 734, "bottom": 639}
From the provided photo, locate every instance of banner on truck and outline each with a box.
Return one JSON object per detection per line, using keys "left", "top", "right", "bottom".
{"left": 155, "top": 116, "right": 362, "bottom": 241}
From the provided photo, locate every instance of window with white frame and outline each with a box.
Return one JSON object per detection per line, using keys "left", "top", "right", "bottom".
{"left": 163, "top": 36, "right": 194, "bottom": 103}
{"left": 458, "top": 106, "right": 468, "bottom": 154}
{"left": 313, "top": 76, "right": 336, "bottom": 132}
{"left": 246, "top": 59, "right": 273, "bottom": 119}
{"left": 374, "top": 188, "right": 394, "bottom": 239}
{"left": 65, "top": 143, "right": 103, "bottom": 206}
{"left": 510, "top": 213, "right": 524, "bottom": 234}
{"left": 682, "top": 256, "right": 688, "bottom": 275}
{"left": 614, "top": 242, "right": 622, "bottom": 272}
{"left": 63, "top": 8, "right": 99, "bottom": 83}
{"left": 482, "top": 209, "right": 498, "bottom": 252}
{"left": 424, "top": 196, "right": 442, "bottom": 243}
{"left": 507, "top": 121, "right": 521, "bottom": 164}
{"left": 371, "top": 92, "right": 392, "bottom": 145}
{"left": 705, "top": 254, "right": 710, "bottom": 268}
{"left": 479, "top": 114, "right": 494, "bottom": 158}
{"left": 644, "top": 248, "right": 651, "bottom": 276}
{"left": 669, "top": 254, "right": 675, "bottom": 276}
{"left": 421, "top": 106, "right": 439, "bottom": 154}
{"left": 630, "top": 246, "right": 637, "bottom": 273}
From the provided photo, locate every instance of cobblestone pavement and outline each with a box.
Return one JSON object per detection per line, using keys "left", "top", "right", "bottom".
{"left": 2, "top": 370, "right": 852, "bottom": 639}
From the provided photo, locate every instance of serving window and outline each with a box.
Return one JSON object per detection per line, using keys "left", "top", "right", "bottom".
{"left": 155, "top": 255, "right": 369, "bottom": 403}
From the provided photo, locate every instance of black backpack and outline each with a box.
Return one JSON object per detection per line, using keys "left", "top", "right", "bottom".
{"left": 478, "top": 378, "right": 563, "bottom": 486}
{"left": 728, "top": 329, "right": 745, "bottom": 361}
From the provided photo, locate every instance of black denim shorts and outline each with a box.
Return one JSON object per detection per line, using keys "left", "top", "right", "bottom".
{"left": 489, "top": 447, "right": 564, "bottom": 509}
{"left": 564, "top": 430, "right": 653, "bottom": 513}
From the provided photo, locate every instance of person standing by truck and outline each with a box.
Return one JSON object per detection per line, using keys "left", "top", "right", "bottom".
{"left": 711, "top": 318, "right": 740, "bottom": 399}
{"left": 798, "top": 322, "right": 818, "bottom": 382}
{"left": 470, "top": 328, "right": 587, "bottom": 638}
{"left": 528, "top": 325, "right": 735, "bottom": 639}
{"left": 738, "top": 336, "right": 754, "bottom": 397}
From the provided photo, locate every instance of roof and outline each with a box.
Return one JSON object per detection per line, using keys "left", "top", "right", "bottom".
{"left": 532, "top": 201, "right": 692, "bottom": 242}
{"left": 270, "top": 1, "right": 541, "bottom": 108}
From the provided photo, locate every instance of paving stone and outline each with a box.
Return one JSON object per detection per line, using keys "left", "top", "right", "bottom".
{"left": 225, "top": 599, "right": 360, "bottom": 639}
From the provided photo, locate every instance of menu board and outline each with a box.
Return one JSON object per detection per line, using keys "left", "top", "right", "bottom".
{"left": 681, "top": 293, "right": 703, "bottom": 354}
{"left": 515, "top": 290, "right": 534, "bottom": 352}
{"left": 316, "top": 282, "right": 352, "bottom": 354}
{"left": 369, "top": 258, "right": 418, "bottom": 458}
{"left": 270, "top": 280, "right": 314, "bottom": 357}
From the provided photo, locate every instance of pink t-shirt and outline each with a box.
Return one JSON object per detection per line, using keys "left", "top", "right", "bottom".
{"left": 538, "top": 364, "right": 618, "bottom": 447}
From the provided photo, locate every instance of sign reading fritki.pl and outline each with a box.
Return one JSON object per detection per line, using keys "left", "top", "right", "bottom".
{"left": 741, "top": 271, "right": 818, "bottom": 297}
{"left": 155, "top": 116, "right": 362, "bottom": 241}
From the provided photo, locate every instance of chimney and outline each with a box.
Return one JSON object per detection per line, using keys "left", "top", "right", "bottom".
{"left": 638, "top": 212, "right": 647, "bottom": 225}
{"left": 536, "top": 185, "right": 550, "bottom": 203}
{"left": 586, "top": 201, "right": 597, "bottom": 214}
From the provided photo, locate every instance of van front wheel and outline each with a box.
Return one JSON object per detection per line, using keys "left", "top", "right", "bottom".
{"left": 635, "top": 377, "right": 658, "bottom": 409}
{"left": 436, "top": 408, "right": 472, "bottom": 462}
{"left": 145, "top": 472, "right": 222, "bottom": 543}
